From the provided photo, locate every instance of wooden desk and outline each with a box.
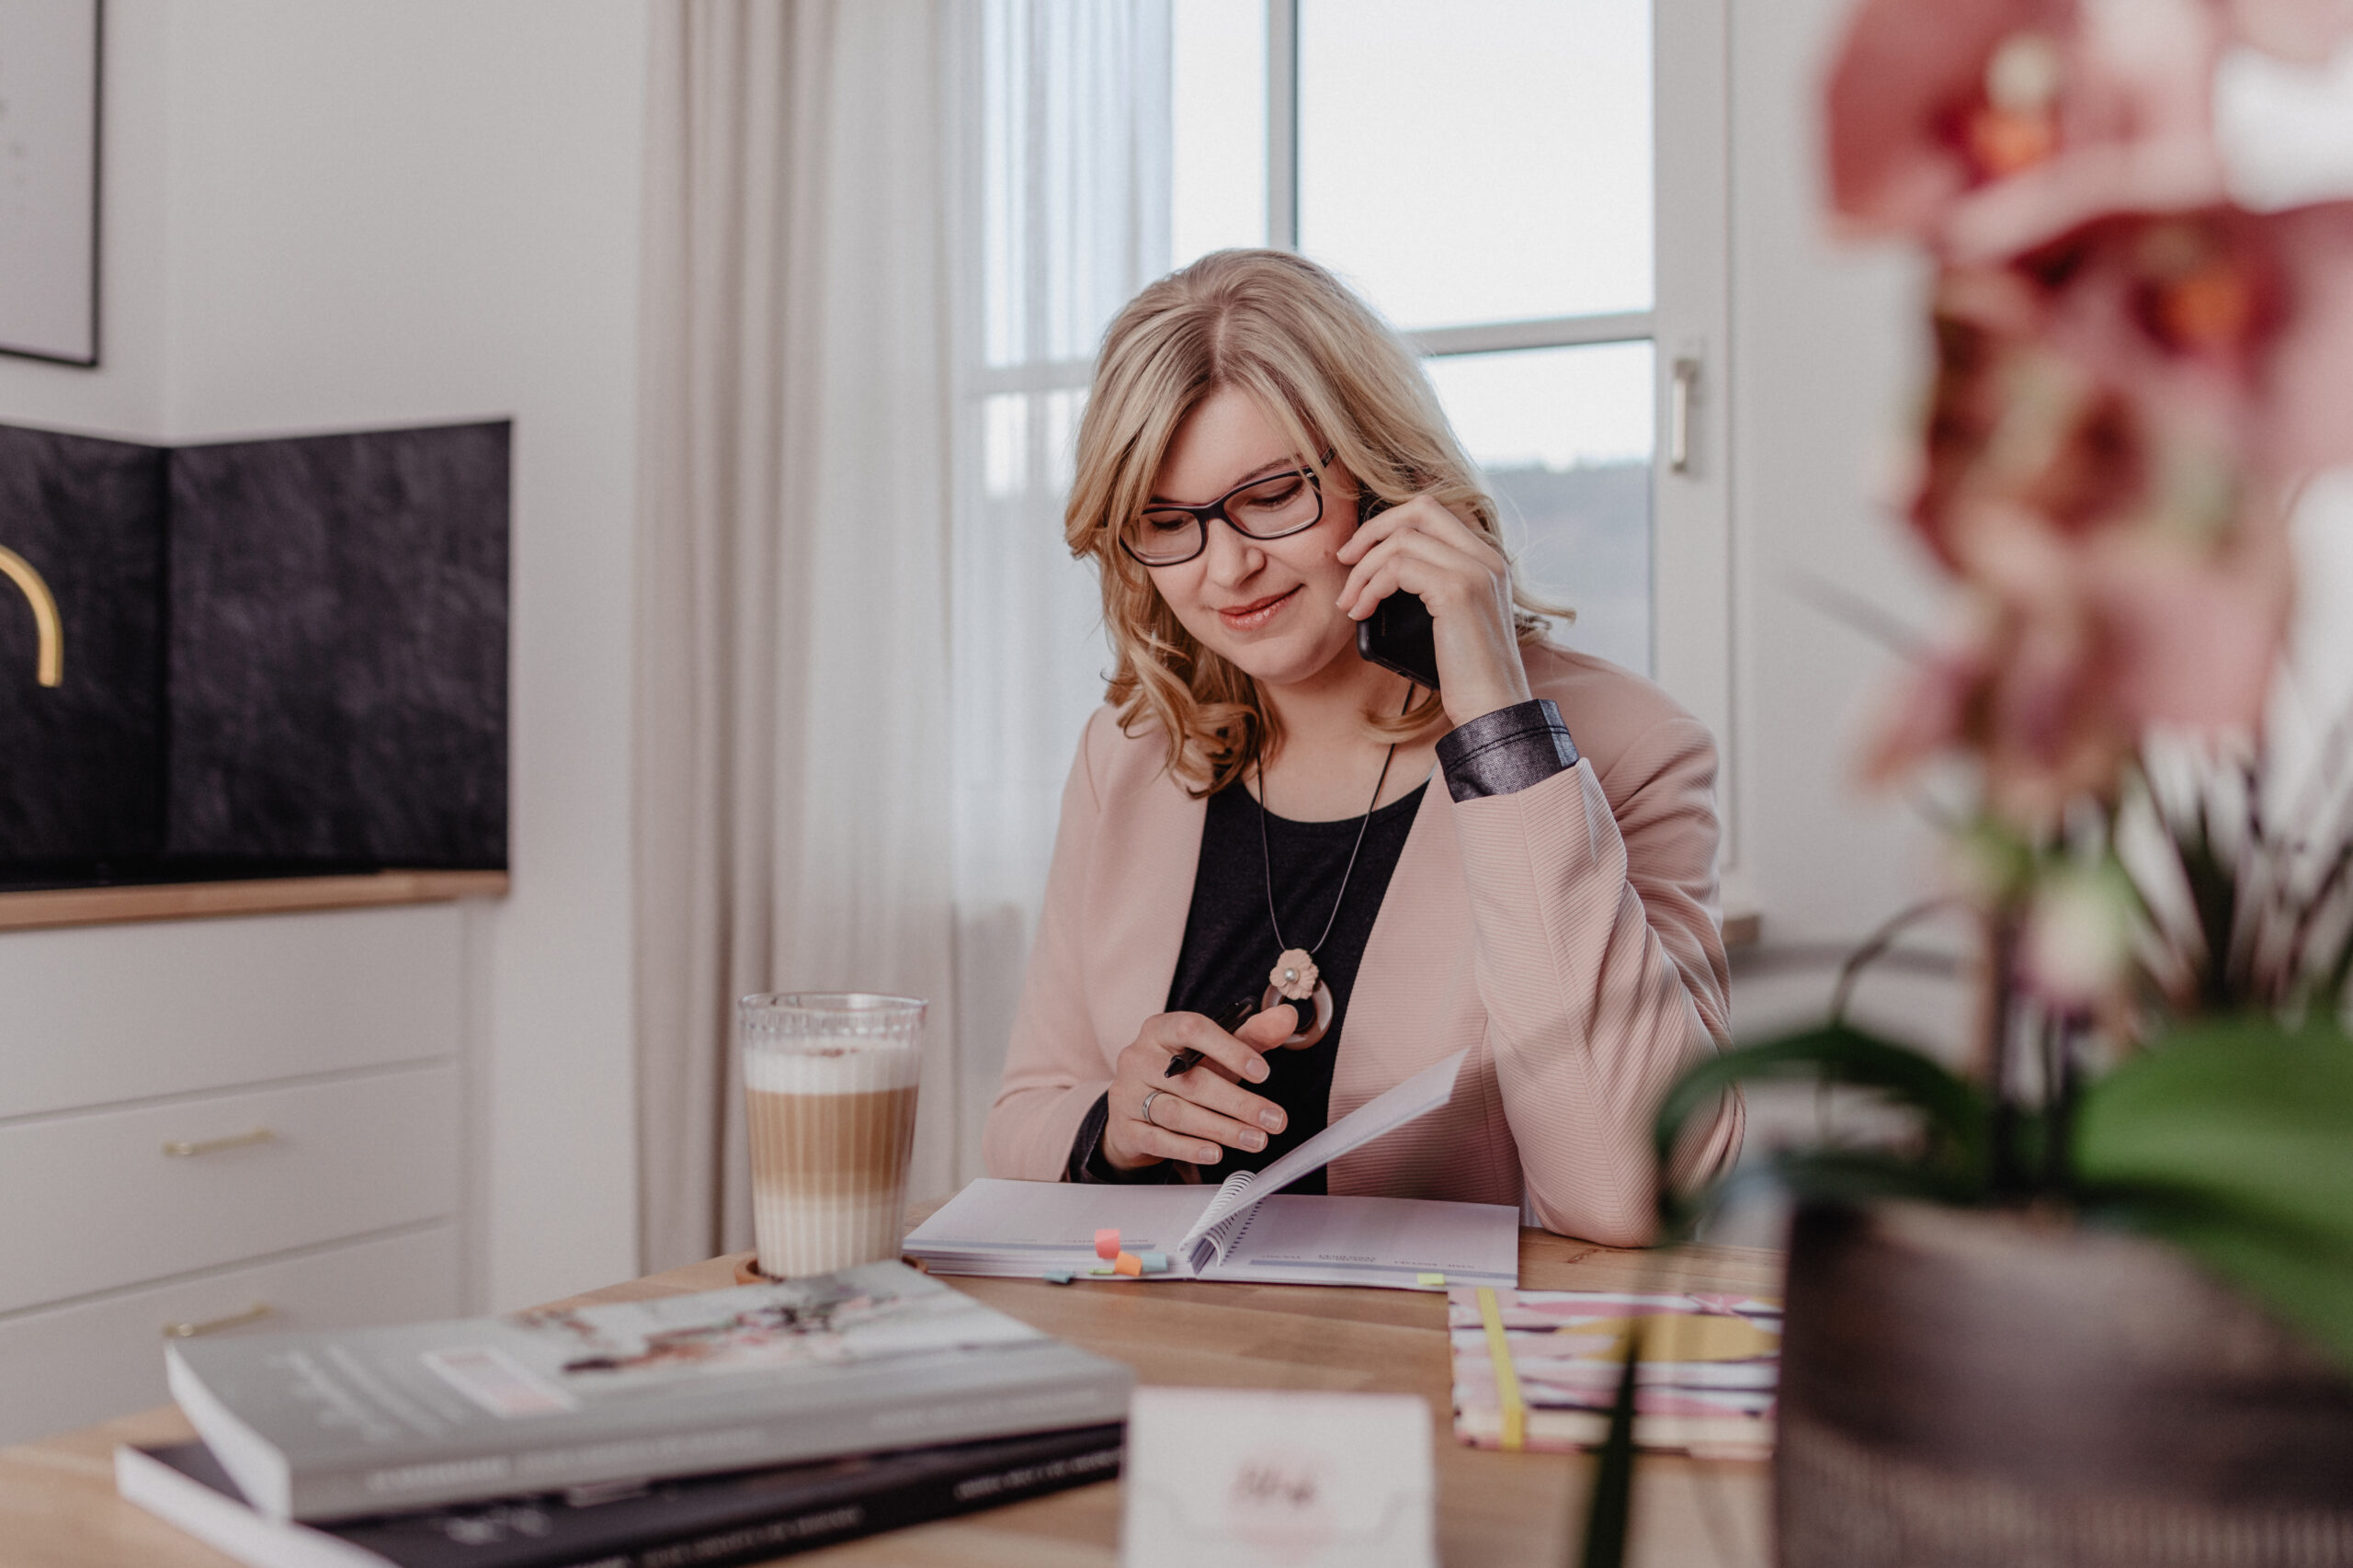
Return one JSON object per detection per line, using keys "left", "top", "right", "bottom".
{"left": 0, "top": 1228, "right": 1779, "bottom": 1568}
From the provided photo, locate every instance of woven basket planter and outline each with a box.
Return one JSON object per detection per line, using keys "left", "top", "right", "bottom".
{"left": 1777, "top": 1200, "right": 2353, "bottom": 1567}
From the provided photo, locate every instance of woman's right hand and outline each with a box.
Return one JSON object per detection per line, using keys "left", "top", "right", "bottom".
{"left": 1098, "top": 1009, "right": 1293, "bottom": 1170}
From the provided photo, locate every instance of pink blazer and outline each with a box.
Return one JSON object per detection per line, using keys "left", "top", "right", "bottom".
{"left": 982, "top": 642, "right": 1744, "bottom": 1246}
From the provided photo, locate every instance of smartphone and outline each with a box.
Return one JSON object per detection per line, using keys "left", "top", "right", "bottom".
{"left": 1352, "top": 492, "right": 1441, "bottom": 688}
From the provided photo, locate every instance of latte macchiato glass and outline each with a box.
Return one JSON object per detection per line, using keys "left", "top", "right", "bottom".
{"left": 738, "top": 992, "right": 925, "bottom": 1278}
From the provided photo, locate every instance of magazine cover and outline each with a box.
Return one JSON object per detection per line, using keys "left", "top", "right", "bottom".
{"left": 1448, "top": 1288, "right": 1779, "bottom": 1457}
{"left": 447, "top": 1264, "right": 1044, "bottom": 1410}
{"left": 169, "top": 1262, "right": 1133, "bottom": 1520}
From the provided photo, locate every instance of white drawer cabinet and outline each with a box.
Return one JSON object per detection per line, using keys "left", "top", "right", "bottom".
{"left": 0, "top": 900, "right": 481, "bottom": 1446}
{"left": 0, "top": 905, "right": 463, "bottom": 1121}
{"left": 0, "top": 1224, "right": 460, "bottom": 1446}
{"left": 0, "top": 1062, "right": 462, "bottom": 1313}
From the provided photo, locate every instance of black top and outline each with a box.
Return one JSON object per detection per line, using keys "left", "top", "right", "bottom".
{"left": 1162, "top": 776, "right": 1428, "bottom": 1189}
{"left": 1063, "top": 697, "right": 1580, "bottom": 1184}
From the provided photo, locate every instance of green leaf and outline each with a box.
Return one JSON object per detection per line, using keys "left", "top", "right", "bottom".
{"left": 2074, "top": 1015, "right": 2353, "bottom": 1368}
{"left": 2101, "top": 1201, "right": 2353, "bottom": 1370}
{"left": 1654, "top": 1024, "right": 1990, "bottom": 1233}
{"left": 2075, "top": 1017, "right": 2353, "bottom": 1244}
{"left": 1574, "top": 1322, "right": 1643, "bottom": 1568}
{"left": 1767, "top": 1147, "right": 1993, "bottom": 1209}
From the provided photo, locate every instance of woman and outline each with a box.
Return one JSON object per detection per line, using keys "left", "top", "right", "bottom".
{"left": 983, "top": 250, "right": 1740, "bottom": 1244}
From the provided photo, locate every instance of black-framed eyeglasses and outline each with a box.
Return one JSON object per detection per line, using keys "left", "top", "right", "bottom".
{"left": 1117, "top": 459, "right": 1329, "bottom": 567}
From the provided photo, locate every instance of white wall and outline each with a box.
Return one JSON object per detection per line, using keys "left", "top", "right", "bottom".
{"left": 1703, "top": 0, "right": 1978, "bottom": 1227}
{"left": 1722, "top": 0, "right": 1972, "bottom": 1058}
{"left": 0, "top": 0, "right": 648, "bottom": 1310}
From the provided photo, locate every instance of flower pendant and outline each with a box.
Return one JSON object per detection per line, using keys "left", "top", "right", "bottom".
{"left": 1270, "top": 948, "right": 1321, "bottom": 1001}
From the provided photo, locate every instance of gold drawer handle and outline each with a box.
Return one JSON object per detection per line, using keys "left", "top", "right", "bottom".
{"left": 163, "top": 1302, "right": 275, "bottom": 1339}
{"left": 162, "top": 1127, "right": 277, "bottom": 1158}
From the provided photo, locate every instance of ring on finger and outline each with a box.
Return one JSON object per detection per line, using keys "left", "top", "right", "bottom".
{"left": 1139, "top": 1088, "right": 1168, "bottom": 1128}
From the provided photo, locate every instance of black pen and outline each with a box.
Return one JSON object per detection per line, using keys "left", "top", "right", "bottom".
{"left": 1165, "top": 994, "right": 1302, "bottom": 1078}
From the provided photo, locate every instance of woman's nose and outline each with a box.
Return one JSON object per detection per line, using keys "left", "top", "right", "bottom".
{"left": 1200, "top": 516, "right": 1262, "bottom": 585}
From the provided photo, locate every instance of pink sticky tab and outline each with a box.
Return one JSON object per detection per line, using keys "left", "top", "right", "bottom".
{"left": 1095, "top": 1228, "right": 1120, "bottom": 1260}
{"left": 1113, "top": 1251, "right": 1143, "bottom": 1277}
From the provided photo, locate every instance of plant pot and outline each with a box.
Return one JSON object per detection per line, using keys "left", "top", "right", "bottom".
{"left": 1777, "top": 1199, "right": 2353, "bottom": 1567}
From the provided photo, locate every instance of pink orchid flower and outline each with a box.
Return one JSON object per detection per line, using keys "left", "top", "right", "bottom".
{"left": 1869, "top": 263, "right": 2297, "bottom": 825}
{"left": 1828, "top": 0, "right": 2230, "bottom": 261}
{"left": 1910, "top": 267, "right": 2214, "bottom": 574}
{"left": 2018, "top": 204, "right": 2353, "bottom": 479}
{"left": 1912, "top": 203, "right": 2353, "bottom": 567}
{"left": 1867, "top": 508, "right": 2289, "bottom": 827}
{"left": 1862, "top": 594, "right": 2136, "bottom": 831}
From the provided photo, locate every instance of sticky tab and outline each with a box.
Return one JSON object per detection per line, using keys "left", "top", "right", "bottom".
{"left": 1477, "top": 1286, "right": 1527, "bottom": 1450}
{"left": 1416, "top": 1272, "right": 1447, "bottom": 1288}
{"left": 1094, "top": 1228, "right": 1121, "bottom": 1260}
{"left": 1042, "top": 1270, "right": 1074, "bottom": 1285}
{"left": 1089, "top": 1266, "right": 1116, "bottom": 1275}
{"left": 1113, "top": 1251, "right": 1144, "bottom": 1277}
{"left": 1138, "top": 1251, "right": 1170, "bottom": 1273}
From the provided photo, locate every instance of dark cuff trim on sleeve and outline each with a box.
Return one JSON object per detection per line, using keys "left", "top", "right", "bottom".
{"left": 1436, "top": 698, "right": 1580, "bottom": 802}
{"left": 1067, "top": 1090, "right": 1179, "bottom": 1184}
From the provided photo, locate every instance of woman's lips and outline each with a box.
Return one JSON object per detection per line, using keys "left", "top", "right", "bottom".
{"left": 1218, "top": 585, "right": 1300, "bottom": 631}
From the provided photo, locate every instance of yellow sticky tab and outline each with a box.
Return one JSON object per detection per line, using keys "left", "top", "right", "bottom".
{"left": 1416, "top": 1272, "right": 1446, "bottom": 1288}
{"left": 1476, "top": 1285, "right": 1527, "bottom": 1452}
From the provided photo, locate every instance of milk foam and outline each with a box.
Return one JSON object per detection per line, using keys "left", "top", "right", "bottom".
{"left": 744, "top": 1037, "right": 921, "bottom": 1095}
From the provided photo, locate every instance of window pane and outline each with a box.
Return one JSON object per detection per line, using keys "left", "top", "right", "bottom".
{"left": 982, "top": 0, "right": 1173, "bottom": 369}
{"left": 1173, "top": 0, "right": 1267, "bottom": 266}
{"left": 1427, "top": 342, "right": 1654, "bottom": 674}
{"left": 1297, "top": 0, "right": 1653, "bottom": 330}
{"left": 961, "top": 389, "right": 1112, "bottom": 857}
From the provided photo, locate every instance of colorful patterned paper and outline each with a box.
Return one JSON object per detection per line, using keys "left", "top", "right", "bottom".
{"left": 1447, "top": 1288, "right": 1780, "bottom": 1457}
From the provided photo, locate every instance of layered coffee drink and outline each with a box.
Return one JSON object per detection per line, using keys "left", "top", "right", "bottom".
{"left": 739, "top": 994, "right": 925, "bottom": 1278}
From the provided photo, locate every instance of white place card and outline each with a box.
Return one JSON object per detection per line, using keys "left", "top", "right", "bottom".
{"left": 1120, "top": 1387, "right": 1437, "bottom": 1568}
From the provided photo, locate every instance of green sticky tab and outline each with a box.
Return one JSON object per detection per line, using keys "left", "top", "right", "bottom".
{"left": 1416, "top": 1272, "right": 1446, "bottom": 1288}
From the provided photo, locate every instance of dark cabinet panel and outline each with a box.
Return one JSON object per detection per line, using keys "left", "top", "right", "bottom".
{"left": 166, "top": 424, "right": 509, "bottom": 868}
{"left": 0, "top": 419, "right": 507, "bottom": 882}
{"left": 0, "top": 425, "right": 167, "bottom": 865}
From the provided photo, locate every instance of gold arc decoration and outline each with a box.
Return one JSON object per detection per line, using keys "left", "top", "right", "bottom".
{"left": 0, "top": 545, "right": 62, "bottom": 687}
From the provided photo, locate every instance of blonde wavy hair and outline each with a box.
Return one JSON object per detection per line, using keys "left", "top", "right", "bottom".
{"left": 1065, "top": 248, "right": 1553, "bottom": 796}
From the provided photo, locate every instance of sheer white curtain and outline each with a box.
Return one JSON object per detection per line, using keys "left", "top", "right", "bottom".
{"left": 635, "top": 0, "right": 960, "bottom": 1270}
{"left": 946, "top": 0, "right": 1172, "bottom": 1178}
{"left": 634, "top": 1, "right": 1171, "bottom": 1269}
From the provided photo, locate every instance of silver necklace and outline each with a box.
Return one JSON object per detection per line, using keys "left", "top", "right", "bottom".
{"left": 1254, "top": 689, "right": 1411, "bottom": 1045}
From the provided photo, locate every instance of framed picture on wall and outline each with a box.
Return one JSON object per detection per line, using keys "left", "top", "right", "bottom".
{"left": 0, "top": 0, "right": 99, "bottom": 366}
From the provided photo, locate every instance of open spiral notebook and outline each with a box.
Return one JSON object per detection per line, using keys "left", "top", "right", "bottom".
{"left": 904, "top": 1051, "right": 1520, "bottom": 1291}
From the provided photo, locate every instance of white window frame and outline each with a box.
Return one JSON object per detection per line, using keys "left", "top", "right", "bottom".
{"left": 1259, "top": 0, "right": 1744, "bottom": 915}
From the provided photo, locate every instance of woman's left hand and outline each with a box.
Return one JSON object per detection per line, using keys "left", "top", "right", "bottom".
{"left": 1334, "top": 493, "right": 1534, "bottom": 728}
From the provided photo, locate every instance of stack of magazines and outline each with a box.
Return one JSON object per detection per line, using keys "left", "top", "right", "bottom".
{"left": 116, "top": 1260, "right": 1133, "bottom": 1568}
{"left": 1448, "top": 1286, "right": 1779, "bottom": 1459}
